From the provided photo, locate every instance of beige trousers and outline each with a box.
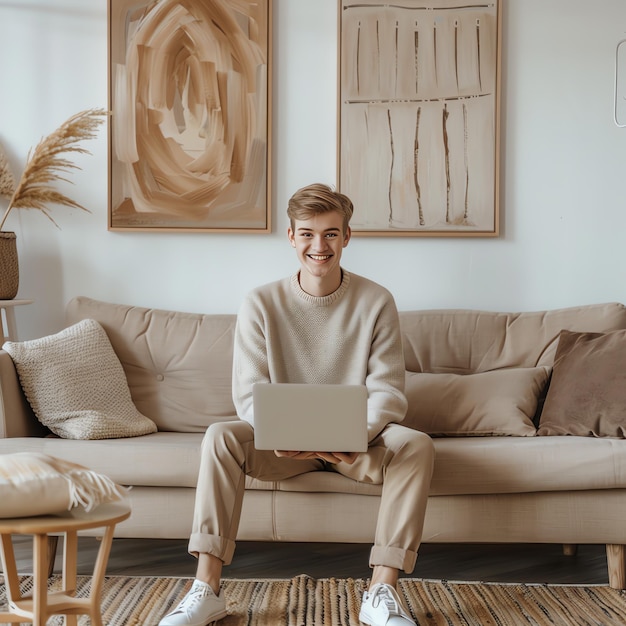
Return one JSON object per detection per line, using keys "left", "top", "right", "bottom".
{"left": 189, "top": 420, "right": 434, "bottom": 574}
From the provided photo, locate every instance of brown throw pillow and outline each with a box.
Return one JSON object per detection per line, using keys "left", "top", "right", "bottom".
{"left": 537, "top": 329, "right": 626, "bottom": 437}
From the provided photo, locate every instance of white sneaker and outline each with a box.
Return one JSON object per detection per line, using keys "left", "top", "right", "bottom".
{"left": 158, "top": 579, "right": 227, "bottom": 626}
{"left": 359, "top": 583, "right": 416, "bottom": 626}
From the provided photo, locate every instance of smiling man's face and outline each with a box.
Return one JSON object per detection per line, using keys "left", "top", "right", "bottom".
{"left": 287, "top": 211, "right": 351, "bottom": 297}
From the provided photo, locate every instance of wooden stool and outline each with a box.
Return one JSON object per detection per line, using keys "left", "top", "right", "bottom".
{"left": 0, "top": 503, "right": 130, "bottom": 625}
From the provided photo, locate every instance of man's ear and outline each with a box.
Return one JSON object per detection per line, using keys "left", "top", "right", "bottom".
{"left": 343, "top": 226, "right": 352, "bottom": 247}
{"left": 287, "top": 227, "right": 296, "bottom": 247}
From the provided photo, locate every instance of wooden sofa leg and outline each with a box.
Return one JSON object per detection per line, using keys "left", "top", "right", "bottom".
{"left": 562, "top": 544, "right": 578, "bottom": 556}
{"left": 606, "top": 544, "right": 626, "bottom": 589}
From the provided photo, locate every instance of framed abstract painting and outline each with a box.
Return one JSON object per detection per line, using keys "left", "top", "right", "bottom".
{"left": 338, "top": 0, "right": 501, "bottom": 236}
{"left": 108, "top": 0, "right": 272, "bottom": 232}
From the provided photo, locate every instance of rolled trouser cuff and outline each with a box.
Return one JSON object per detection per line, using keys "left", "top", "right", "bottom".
{"left": 188, "top": 532, "right": 236, "bottom": 565}
{"left": 369, "top": 545, "right": 418, "bottom": 574}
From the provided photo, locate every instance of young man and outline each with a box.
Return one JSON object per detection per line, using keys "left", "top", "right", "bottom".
{"left": 159, "top": 183, "right": 435, "bottom": 626}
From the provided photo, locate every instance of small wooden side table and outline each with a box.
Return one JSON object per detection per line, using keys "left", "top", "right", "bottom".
{"left": 0, "top": 503, "right": 130, "bottom": 626}
{"left": 0, "top": 299, "right": 33, "bottom": 343}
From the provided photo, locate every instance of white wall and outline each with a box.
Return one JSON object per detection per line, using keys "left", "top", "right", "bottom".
{"left": 1, "top": 0, "right": 626, "bottom": 341}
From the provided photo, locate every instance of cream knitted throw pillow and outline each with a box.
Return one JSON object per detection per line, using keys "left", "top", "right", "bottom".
{"left": 3, "top": 318, "right": 157, "bottom": 439}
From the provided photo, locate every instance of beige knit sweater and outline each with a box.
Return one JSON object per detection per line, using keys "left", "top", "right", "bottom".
{"left": 232, "top": 270, "right": 408, "bottom": 441}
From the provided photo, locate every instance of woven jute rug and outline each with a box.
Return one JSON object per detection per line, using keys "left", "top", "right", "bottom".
{"left": 3, "top": 574, "right": 626, "bottom": 625}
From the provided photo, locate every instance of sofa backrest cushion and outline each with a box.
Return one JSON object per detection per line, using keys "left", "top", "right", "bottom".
{"left": 66, "top": 297, "right": 237, "bottom": 432}
{"left": 399, "top": 302, "right": 626, "bottom": 374}
{"left": 66, "top": 298, "right": 626, "bottom": 436}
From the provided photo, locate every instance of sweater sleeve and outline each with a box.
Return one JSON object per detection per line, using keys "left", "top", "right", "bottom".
{"left": 365, "top": 295, "right": 408, "bottom": 441}
{"left": 231, "top": 293, "right": 270, "bottom": 426}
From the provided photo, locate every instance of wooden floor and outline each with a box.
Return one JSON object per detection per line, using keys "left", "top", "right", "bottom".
{"left": 7, "top": 537, "right": 610, "bottom": 585}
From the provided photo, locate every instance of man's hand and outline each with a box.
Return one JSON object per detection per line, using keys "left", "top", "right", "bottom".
{"left": 275, "top": 450, "right": 358, "bottom": 464}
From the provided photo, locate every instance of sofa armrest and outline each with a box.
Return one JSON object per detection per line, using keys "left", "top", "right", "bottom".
{"left": 0, "top": 350, "right": 46, "bottom": 438}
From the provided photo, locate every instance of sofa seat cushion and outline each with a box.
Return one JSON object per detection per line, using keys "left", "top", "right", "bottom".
{"left": 245, "top": 471, "right": 383, "bottom": 495}
{"left": 0, "top": 433, "right": 205, "bottom": 488}
{"left": 272, "top": 437, "right": 626, "bottom": 496}
{"left": 3, "top": 432, "right": 626, "bottom": 498}
{"left": 430, "top": 437, "right": 626, "bottom": 495}
{"left": 0, "top": 432, "right": 381, "bottom": 496}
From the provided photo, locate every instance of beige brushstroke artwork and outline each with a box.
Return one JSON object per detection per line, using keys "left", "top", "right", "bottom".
{"left": 109, "top": 0, "right": 270, "bottom": 231}
{"left": 340, "top": 0, "right": 500, "bottom": 236}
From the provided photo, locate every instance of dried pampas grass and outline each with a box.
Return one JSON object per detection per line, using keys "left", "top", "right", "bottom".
{"left": 0, "top": 108, "right": 107, "bottom": 231}
{"left": 0, "top": 146, "right": 16, "bottom": 199}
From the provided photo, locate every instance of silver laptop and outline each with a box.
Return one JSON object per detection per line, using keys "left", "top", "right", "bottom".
{"left": 253, "top": 383, "right": 368, "bottom": 452}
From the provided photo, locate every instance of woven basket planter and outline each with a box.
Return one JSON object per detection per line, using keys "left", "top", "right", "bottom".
{"left": 0, "top": 231, "right": 19, "bottom": 299}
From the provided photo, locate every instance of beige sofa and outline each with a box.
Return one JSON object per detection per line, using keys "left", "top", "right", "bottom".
{"left": 2, "top": 297, "right": 626, "bottom": 587}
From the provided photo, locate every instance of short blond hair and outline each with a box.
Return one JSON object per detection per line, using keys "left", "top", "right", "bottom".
{"left": 287, "top": 183, "right": 353, "bottom": 233}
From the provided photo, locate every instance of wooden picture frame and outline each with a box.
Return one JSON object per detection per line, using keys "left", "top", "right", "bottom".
{"left": 338, "top": 0, "right": 501, "bottom": 237}
{"left": 108, "top": 0, "right": 272, "bottom": 232}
